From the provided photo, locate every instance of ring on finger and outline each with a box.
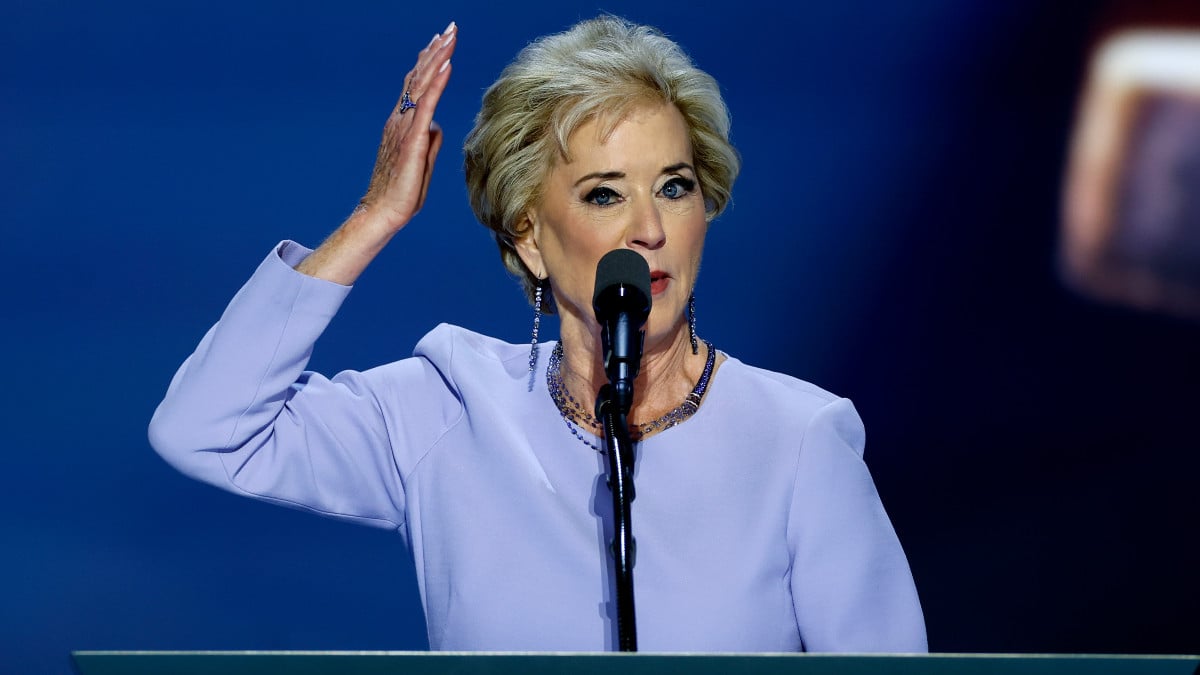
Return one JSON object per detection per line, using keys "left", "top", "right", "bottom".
{"left": 399, "top": 90, "right": 417, "bottom": 115}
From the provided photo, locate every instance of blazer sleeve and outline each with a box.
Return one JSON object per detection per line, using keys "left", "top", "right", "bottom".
{"left": 786, "top": 397, "right": 928, "bottom": 652}
{"left": 147, "top": 241, "right": 462, "bottom": 530}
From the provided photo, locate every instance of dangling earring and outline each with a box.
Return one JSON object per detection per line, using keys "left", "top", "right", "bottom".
{"left": 529, "top": 279, "right": 544, "bottom": 373}
{"left": 688, "top": 292, "right": 698, "bottom": 355}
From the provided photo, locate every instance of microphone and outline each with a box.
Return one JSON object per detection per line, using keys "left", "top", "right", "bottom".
{"left": 593, "top": 249, "right": 647, "bottom": 649}
{"left": 593, "top": 249, "right": 651, "bottom": 414}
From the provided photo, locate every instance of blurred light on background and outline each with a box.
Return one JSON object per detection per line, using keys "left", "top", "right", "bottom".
{"left": 1063, "top": 30, "right": 1200, "bottom": 318}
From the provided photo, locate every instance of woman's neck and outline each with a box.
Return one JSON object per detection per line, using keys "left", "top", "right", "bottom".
{"left": 556, "top": 316, "right": 711, "bottom": 433}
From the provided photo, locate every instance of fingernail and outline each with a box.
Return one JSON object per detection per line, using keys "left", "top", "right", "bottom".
{"left": 443, "top": 21, "right": 456, "bottom": 36}
{"left": 441, "top": 31, "right": 456, "bottom": 48}
{"left": 439, "top": 59, "right": 450, "bottom": 73}
{"left": 427, "top": 34, "right": 439, "bottom": 48}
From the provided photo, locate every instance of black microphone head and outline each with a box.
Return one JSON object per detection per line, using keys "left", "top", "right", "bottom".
{"left": 593, "top": 249, "right": 651, "bottom": 321}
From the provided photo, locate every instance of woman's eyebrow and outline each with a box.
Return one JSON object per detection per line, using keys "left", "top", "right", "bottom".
{"left": 572, "top": 163, "right": 695, "bottom": 186}
{"left": 573, "top": 171, "right": 625, "bottom": 186}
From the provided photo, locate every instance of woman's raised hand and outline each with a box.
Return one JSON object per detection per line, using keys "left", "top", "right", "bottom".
{"left": 361, "top": 22, "right": 457, "bottom": 233}
{"left": 297, "top": 22, "right": 457, "bottom": 284}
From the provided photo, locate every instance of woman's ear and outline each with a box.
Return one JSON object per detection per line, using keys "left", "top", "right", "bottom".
{"left": 512, "top": 211, "right": 547, "bottom": 280}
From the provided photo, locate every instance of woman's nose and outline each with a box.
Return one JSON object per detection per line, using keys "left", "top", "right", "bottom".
{"left": 628, "top": 200, "right": 666, "bottom": 250}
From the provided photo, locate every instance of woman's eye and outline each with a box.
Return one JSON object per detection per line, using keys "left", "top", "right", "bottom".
{"left": 585, "top": 186, "right": 620, "bottom": 206}
{"left": 661, "top": 177, "right": 695, "bottom": 200}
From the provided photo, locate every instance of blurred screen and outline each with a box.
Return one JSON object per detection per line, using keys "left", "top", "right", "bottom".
{"left": 1063, "top": 30, "right": 1200, "bottom": 318}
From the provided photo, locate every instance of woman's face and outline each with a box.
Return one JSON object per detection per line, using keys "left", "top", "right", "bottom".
{"left": 516, "top": 101, "right": 708, "bottom": 347}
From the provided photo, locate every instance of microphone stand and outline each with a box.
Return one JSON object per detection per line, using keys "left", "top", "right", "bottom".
{"left": 595, "top": 383, "right": 637, "bottom": 652}
{"left": 591, "top": 248, "right": 648, "bottom": 652}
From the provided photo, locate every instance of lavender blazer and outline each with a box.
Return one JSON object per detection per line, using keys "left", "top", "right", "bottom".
{"left": 149, "top": 241, "right": 927, "bottom": 652}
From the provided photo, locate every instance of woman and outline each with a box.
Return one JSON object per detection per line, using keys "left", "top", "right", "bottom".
{"left": 149, "top": 16, "right": 926, "bottom": 652}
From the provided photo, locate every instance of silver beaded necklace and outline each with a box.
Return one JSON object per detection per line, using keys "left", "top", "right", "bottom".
{"left": 546, "top": 339, "right": 716, "bottom": 452}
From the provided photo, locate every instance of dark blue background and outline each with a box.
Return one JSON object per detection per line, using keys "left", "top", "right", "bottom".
{"left": 3, "top": 1, "right": 1198, "bottom": 673}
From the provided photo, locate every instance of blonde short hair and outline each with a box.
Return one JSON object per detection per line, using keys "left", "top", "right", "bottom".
{"left": 463, "top": 15, "right": 740, "bottom": 309}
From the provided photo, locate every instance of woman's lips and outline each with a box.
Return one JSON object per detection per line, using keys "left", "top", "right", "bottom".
{"left": 650, "top": 271, "right": 669, "bottom": 296}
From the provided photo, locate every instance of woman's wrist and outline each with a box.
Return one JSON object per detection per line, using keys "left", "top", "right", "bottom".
{"left": 295, "top": 207, "right": 400, "bottom": 285}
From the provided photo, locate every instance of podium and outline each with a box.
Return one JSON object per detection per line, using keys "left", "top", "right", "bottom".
{"left": 71, "top": 651, "right": 1200, "bottom": 675}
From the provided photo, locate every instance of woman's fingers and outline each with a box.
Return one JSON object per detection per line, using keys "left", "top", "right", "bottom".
{"left": 407, "top": 45, "right": 452, "bottom": 138}
{"left": 399, "top": 23, "right": 454, "bottom": 199}
{"left": 392, "top": 22, "right": 454, "bottom": 119}
{"left": 411, "top": 23, "right": 456, "bottom": 103}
